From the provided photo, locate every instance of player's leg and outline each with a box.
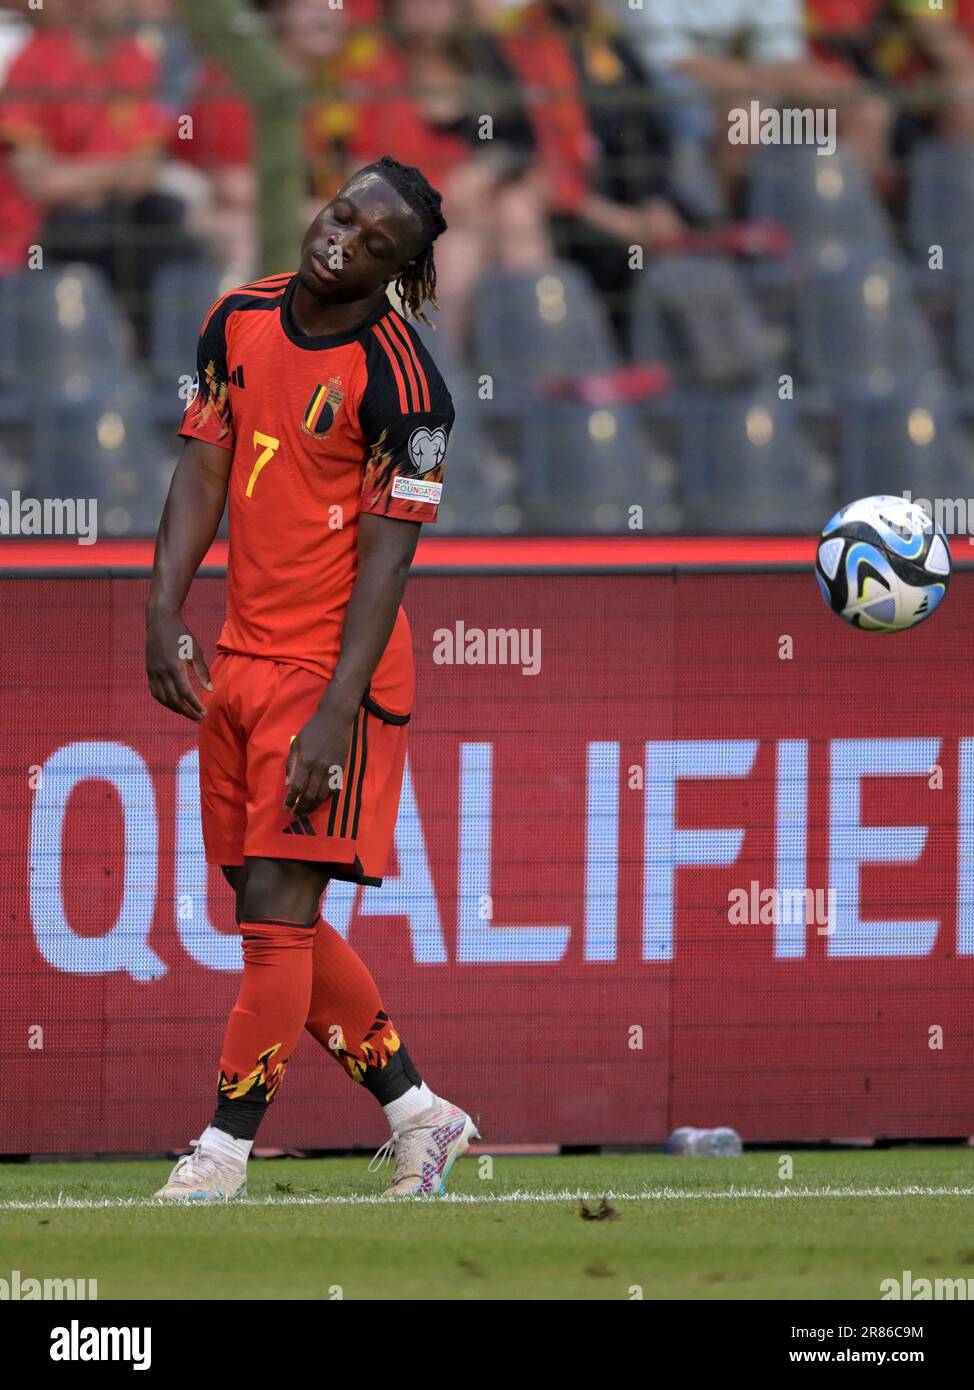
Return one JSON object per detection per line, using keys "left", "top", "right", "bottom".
{"left": 156, "top": 654, "right": 252, "bottom": 1199}
{"left": 222, "top": 852, "right": 474, "bottom": 1193}
{"left": 221, "top": 863, "right": 247, "bottom": 923}
{"left": 320, "top": 707, "right": 477, "bottom": 1192}
{"left": 224, "top": 855, "right": 433, "bottom": 1127}
{"left": 303, "top": 918, "right": 478, "bottom": 1195}
{"left": 155, "top": 855, "right": 327, "bottom": 1201}
{"left": 165, "top": 656, "right": 477, "bottom": 1198}
{"left": 210, "top": 854, "right": 328, "bottom": 1143}
{"left": 156, "top": 653, "right": 325, "bottom": 1201}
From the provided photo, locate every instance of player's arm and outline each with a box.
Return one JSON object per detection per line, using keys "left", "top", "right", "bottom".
{"left": 147, "top": 303, "right": 237, "bottom": 722}
{"left": 283, "top": 514, "right": 420, "bottom": 814}
{"left": 146, "top": 438, "right": 232, "bottom": 722}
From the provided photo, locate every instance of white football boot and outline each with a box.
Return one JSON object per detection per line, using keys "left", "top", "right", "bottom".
{"left": 369, "top": 1099, "right": 479, "bottom": 1197}
{"left": 153, "top": 1138, "right": 247, "bottom": 1202}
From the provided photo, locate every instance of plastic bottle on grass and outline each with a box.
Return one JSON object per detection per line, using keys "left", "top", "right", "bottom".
{"left": 696, "top": 1126, "right": 743, "bottom": 1157}
{"left": 665, "top": 1126, "right": 742, "bottom": 1156}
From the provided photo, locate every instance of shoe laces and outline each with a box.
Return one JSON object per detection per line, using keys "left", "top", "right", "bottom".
{"left": 368, "top": 1133, "right": 400, "bottom": 1173}
{"left": 172, "top": 1138, "right": 222, "bottom": 1183}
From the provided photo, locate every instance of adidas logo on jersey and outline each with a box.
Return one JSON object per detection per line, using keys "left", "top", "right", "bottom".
{"left": 229, "top": 364, "right": 246, "bottom": 388}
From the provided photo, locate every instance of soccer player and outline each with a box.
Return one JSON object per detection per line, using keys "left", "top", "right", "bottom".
{"left": 146, "top": 156, "right": 476, "bottom": 1200}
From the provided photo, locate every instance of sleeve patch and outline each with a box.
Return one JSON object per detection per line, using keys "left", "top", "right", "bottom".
{"left": 391, "top": 475, "right": 443, "bottom": 506}
{"left": 407, "top": 425, "right": 448, "bottom": 475}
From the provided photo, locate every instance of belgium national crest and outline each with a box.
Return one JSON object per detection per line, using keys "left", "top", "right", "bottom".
{"left": 301, "top": 376, "right": 344, "bottom": 437}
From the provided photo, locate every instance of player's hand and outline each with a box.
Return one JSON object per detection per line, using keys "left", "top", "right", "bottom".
{"left": 284, "top": 707, "right": 353, "bottom": 816}
{"left": 146, "top": 610, "right": 212, "bottom": 722}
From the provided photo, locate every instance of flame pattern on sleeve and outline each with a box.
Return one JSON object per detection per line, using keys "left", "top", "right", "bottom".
{"left": 360, "top": 426, "right": 444, "bottom": 517}
{"left": 194, "top": 358, "right": 233, "bottom": 444}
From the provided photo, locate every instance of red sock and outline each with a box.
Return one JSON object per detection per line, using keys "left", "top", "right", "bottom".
{"left": 305, "top": 919, "right": 409, "bottom": 1088}
{"left": 216, "top": 920, "right": 317, "bottom": 1127}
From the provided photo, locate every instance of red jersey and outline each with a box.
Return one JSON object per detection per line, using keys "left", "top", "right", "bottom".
{"left": 178, "top": 272, "right": 454, "bottom": 717}
{"left": 806, "top": 0, "right": 954, "bottom": 83}
{"left": 0, "top": 28, "right": 167, "bottom": 269}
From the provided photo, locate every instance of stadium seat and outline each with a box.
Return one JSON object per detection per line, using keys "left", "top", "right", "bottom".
{"left": 33, "top": 379, "right": 174, "bottom": 531}
{"left": 469, "top": 262, "right": 621, "bottom": 414}
{"left": 0, "top": 274, "right": 34, "bottom": 445}
{"left": 630, "top": 253, "right": 774, "bottom": 389}
{"left": 149, "top": 260, "right": 224, "bottom": 383}
{"left": 519, "top": 397, "right": 676, "bottom": 533}
{"left": 836, "top": 382, "right": 972, "bottom": 501}
{"left": 409, "top": 317, "right": 520, "bottom": 532}
{"left": 679, "top": 390, "right": 829, "bottom": 532}
{"left": 796, "top": 248, "right": 940, "bottom": 401}
{"left": 951, "top": 253, "right": 974, "bottom": 392}
{"left": 0, "top": 266, "right": 152, "bottom": 500}
{"left": 467, "top": 263, "right": 647, "bottom": 529}
{"left": 0, "top": 265, "right": 131, "bottom": 392}
{"left": 747, "top": 144, "right": 893, "bottom": 259}
{"left": 147, "top": 261, "right": 224, "bottom": 422}
{"left": 908, "top": 141, "right": 974, "bottom": 279}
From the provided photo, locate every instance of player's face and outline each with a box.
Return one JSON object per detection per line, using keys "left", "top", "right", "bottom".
{"left": 297, "top": 174, "right": 427, "bottom": 306}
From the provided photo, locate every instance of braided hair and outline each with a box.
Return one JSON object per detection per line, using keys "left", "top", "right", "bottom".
{"left": 360, "top": 155, "right": 447, "bottom": 327}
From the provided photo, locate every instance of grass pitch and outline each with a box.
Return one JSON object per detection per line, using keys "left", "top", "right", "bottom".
{"left": 1, "top": 1149, "right": 972, "bottom": 1300}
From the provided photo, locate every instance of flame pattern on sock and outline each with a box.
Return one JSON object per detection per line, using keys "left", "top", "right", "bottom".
{"left": 218, "top": 1042, "right": 286, "bottom": 1103}
{"left": 335, "top": 1010, "right": 402, "bottom": 1084}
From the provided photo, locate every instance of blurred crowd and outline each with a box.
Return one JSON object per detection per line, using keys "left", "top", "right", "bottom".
{"left": 6, "top": 0, "right": 974, "bottom": 345}
{"left": 3, "top": 0, "right": 974, "bottom": 533}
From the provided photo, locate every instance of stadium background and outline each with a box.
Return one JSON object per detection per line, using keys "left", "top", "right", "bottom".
{"left": 1, "top": 0, "right": 973, "bottom": 1153}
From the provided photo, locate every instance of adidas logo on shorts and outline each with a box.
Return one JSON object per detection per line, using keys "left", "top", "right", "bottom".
{"left": 283, "top": 815, "right": 316, "bottom": 836}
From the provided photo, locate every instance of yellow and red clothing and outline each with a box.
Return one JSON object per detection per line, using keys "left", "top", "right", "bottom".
{"left": 0, "top": 27, "right": 168, "bottom": 270}
{"left": 806, "top": 0, "right": 959, "bottom": 85}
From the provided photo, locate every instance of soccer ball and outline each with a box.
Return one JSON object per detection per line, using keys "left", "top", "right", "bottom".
{"left": 815, "top": 494, "right": 951, "bottom": 632}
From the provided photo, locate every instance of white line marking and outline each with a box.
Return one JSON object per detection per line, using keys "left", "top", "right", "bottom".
{"left": 1, "top": 1185, "right": 972, "bottom": 1210}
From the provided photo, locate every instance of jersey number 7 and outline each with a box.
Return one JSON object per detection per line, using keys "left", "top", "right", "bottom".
{"left": 246, "top": 431, "right": 281, "bottom": 497}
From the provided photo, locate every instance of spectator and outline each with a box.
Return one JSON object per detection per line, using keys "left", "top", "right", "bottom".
{"left": 0, "top": 0, "right": 197, "bottom": 341}
{"left": 347, "top": 0, "right": 553, "bottom": 343}
{"left": 180, "top": 0, "right": 377, "bottom": 280}
{"left": 0, "top": 0, "right": 32, "bottom": 84}
{"left": 132, "top": 0, "right": 205, "bottom": 118}
{"left": 499, "top": 1, "right": 696, "bottom": 346}
{"left": 808, "top": 1, "right": 974, "bottom": 160}
{"left": 276, "top": 0, "right": 360, "bottom": 216}
{"left": 180, "top": 0, "right": 553, "bottom": 322}
{"left": 622, "top": 0, "right": 817, "bottom": 87}
{"left": 615, "top": 0, "right": 884, "bottom": 196}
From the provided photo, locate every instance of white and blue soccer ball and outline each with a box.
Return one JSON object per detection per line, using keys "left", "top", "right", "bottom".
{"left": 816, "top": 494, "right": 951, "bottom": 632}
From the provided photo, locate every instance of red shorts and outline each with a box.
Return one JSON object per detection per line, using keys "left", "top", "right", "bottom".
{"left": 199, "top": 652, "right": 409, "bottom": 884}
